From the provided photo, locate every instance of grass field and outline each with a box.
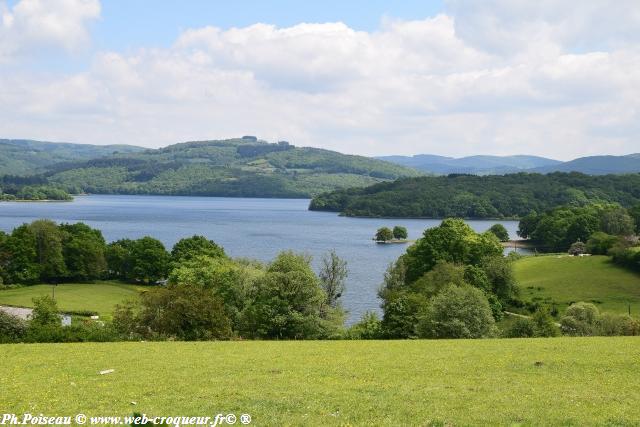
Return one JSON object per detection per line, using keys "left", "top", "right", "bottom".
{"left": 1, "top": 338, "right": 639, "bottom": 425}
{"left": 0, "top": 282, "right": 143, "bottom": 318}
{"left": 514, "top": 255, "right": 640, "bottom": 315}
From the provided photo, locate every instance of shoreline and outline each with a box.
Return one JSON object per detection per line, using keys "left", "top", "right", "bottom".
{"left": 0, "top": 199, "right": 73, "bottom": 203}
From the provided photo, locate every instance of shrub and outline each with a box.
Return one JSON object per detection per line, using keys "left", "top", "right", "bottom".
{"left": 25, "top": 321, "right": 118, "bottom": 343}
{"left": 417, "top": 285, "right": 496, "bottom": 339}
{"left": 597, "top": 313, "right": 640, "bottom": 336}
{"left": 586, "top": 232, "right": 618, "bottom": 255}
{"left": 380, "top": 290, "right": 429, "bottom": 339}
{"left": 504, "top": 317, "right": 536, "bottom": 338}
{"left": 0, "top": 311, "right": 27, "bottom": 343}
{"left": 127, "top": 285, "right": 233, "bottom": 341}
{"left": 568, "top": 240, "right": 586, "bottom": 256}
{"left": 30, "top": 295, "right": 60, "bottom": 327}
{"left": 532, "top": 308, "right": 560, "bottom": 337}
{"left": 346, "top": 311, "right": 382, "bottom": 339}
{"left": 560, "top": 302, "right": 599, "bottom": 336}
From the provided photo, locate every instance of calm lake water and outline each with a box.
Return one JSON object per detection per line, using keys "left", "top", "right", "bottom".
{"left": 0, "top": 195, "right": 523, "bottom": 322}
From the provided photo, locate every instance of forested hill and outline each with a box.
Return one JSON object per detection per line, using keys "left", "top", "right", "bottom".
{"left": 0, "top": 139, "right": 145, "bottom": 176}
{"left": 309, "top": 172, "right": 640, "bottom": 218}
{"left": 43, "top": 138, "right": 421, "bottom": 198}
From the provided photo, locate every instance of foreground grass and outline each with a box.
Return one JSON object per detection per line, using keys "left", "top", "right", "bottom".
{"left": 514, "top": 255, "right": 640, "bottom": 314}
{"left": 0, "top": 281, "right": 142, "bottom": 317}
{"left": 2, "top": 338, "right": 640, "bottom": 425}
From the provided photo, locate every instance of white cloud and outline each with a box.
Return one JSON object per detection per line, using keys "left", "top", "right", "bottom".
{"left": 0, "top": 0, "right": 100, "bottom": 61}
{"left": 1, "top": 1, "right": 639, "bottom": 159}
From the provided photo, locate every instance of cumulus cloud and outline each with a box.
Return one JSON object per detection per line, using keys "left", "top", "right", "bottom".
{"left": 0, "top": 0, "right": 639, "bottom": 159}
{"left": 0, "top": 0, "right": 100, "bottom": 61}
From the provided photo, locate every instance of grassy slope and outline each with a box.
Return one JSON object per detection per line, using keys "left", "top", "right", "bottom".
{"left": 2, "top": 338, "right": 639, "bottom": 425}
{"left": 514, "top": 255, "right": 640, "bottom": 314}
{"left": 0, "top": 282, "right": 142, "bottom": 317}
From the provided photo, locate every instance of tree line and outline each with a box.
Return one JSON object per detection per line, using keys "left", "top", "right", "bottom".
{"left": 2, "top": 217, "right": 639, "bottom": 343}
{"left": 309, "top": 172, "right": 640, "bottom": 218}
{"left": 517, "top": 203, "right": 640, "bottom": 272}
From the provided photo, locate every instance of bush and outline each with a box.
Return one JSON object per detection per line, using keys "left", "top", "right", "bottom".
{"left": 380, "top": 290, "right": 428, "bottom": 339}
{"left": 0, "top": 311, "right": 27, "bottom": 343}
{"left": 597, "top": 313, "right": 640, "bottom": 336}
{"left": 532, "top": 308, "right": 560, "bottom": 337}
{"left": 25, "top": 321, "right": 118, "bottom": 343}
{"left": 417, "top": 285, "right": 496, "bottom": 339}
{"left": 560, "top": 302, "right": 600, "bottom": 336}
{"left": 346, "top": 311, "right": 382, "bottom": 339}
{"left": 30, "top": 295, "right": 60, "bottom": 327}
{"left": 586, "top": 232, "right": 618, "bottom": 255}
{"left": 568, "top": 240, "right": 586, "bottom": 256}
{"left": 504, "top": 317, "right": 536, "bottom": 338}
{"left": 117, "top": 285, "right": 233, "bottom": 341}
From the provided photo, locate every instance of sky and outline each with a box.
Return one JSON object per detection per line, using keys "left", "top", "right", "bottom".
{"left": 0, "top": 0, "right": 639, "bottom": 159}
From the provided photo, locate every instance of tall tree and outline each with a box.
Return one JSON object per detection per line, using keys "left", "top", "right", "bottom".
{"left": 402, "top": 218, "right": 502, "bottom": 283}
{"left": 29, "top": 220, "right": 66, "bottom": 282}
{"left": 170, "top": 235, "right": 225, "bottom": 267}
{"left": 241, "top": 251, "right": 327, "bottom": 339}
{"left": 60, "top": 222, "right": 107, "bottom": 281}
{"left": 600, "top": 207, "right": 635, "bottom": 236}
{"left": 319, "top": 250, "right": 348, "bottom": 310}
{"left": 130, "top": 237, "right": 170, "bottom": 283}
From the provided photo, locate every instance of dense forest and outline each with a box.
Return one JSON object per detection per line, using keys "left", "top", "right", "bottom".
{"left": 309, "top": 172, "right": 640, "bottom": 218}
{"left": 21, "top": 138, "right": 420, "bottom": 198}
{"left": 0, "top": 175, "right": 72, "bottom": 201}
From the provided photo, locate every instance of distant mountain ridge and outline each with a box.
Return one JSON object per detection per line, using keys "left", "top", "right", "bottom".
{"left": 531, "top": 154, "right": 640, "bottom": 175}
{"left": 377, "top": 153, "right": 640, "bottom": 175}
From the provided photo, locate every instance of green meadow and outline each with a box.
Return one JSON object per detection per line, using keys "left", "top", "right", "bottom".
{"left": 2, "top": 338, "right": 639, "bottom": 426}
{"left": 514, "top": 255, "right": 640, "bottom": 315}
{"left": 0, "top": 282, "right": 142, "bottom": 318}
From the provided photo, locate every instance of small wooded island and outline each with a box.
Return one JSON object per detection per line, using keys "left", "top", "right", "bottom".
{"left": 374, "top": 226, "right": 411, "bottom": 243}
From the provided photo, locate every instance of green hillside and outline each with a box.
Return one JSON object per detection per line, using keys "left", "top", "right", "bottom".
{"left": 309, "top": 172, "right": 640, "bottom": 218}
{"left": 0, "top": 282, "right": 142, "bottom": 318}
{"left": 0, "top": 139, "right": 144, "bottom": 176}
{"left": 45, "top": 138, "right": 421, "bottom": 198}
{"left": 2, "top": 338, "right": 639, "bottom": 425}
{"left": 514, "top": 255, "right": 640, "bottom": 314}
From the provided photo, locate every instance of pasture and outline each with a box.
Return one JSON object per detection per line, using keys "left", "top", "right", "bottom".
{"left": 514, "top": 255, "right": 640, "bottom": 315}
{"left": 0, "top": 282, "right": 142, "bottom": 318}
{"left": 2, "top": 338, "right": 639, "bottom": 425}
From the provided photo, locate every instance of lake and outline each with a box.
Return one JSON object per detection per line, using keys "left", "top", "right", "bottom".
{"left": 0, "top": 195, "right": 524, "bottom": 322}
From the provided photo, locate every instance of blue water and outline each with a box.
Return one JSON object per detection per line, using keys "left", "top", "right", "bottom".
{"left": 0, "top": 195, "right": 524, "bottom": 322}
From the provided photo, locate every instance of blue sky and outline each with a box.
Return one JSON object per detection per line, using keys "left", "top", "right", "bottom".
{"left": 93, "top": 1, "right": 444, "bottom": 50}
{"left": 0, "top": 0, "right": 639, "bottom": 159}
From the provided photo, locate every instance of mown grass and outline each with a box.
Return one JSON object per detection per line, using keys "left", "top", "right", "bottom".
{"left": 514, "top": 255, "right": 640, "bottom": 315}
{"left": 0, "top": 281, "right": 142, "bottom": 318}
{"left": 1, "top": 338, "right": 639, "bottom": 425}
